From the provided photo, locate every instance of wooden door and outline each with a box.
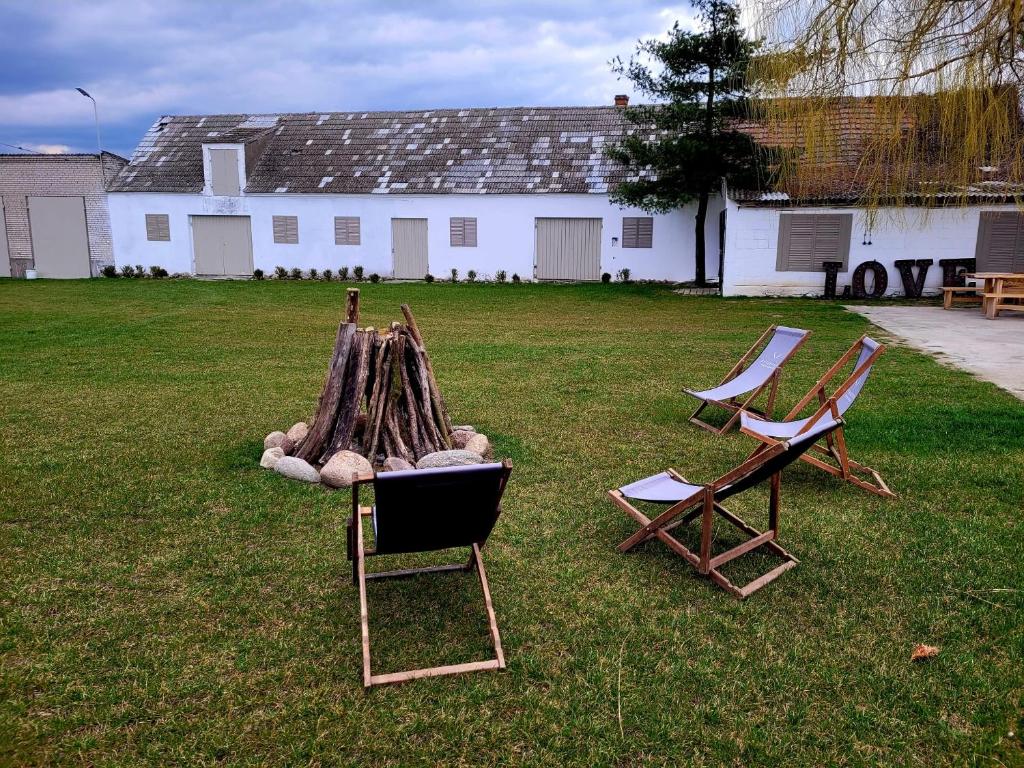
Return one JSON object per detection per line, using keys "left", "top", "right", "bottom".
{"left": 534, "top": 218, "right": 602, "bottom": 281}
{"left": 191, "top": 215, "right": 253, "bottom": 276}
{"left": 391, "top": 218, "right": 428, "bottom": 279}
{"left": 28, "top": 196, "right": 90, "bottom": 278}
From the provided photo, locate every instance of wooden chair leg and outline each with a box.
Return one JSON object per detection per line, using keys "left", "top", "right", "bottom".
{"left": 698, "top": 490, "right": 714, "bottom": 574}
{"left": 473, "top": 544, "right": 506, "bottom": 669}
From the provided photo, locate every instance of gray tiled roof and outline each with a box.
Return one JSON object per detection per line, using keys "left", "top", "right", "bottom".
{"left": 109, "top": 108, "right": 647, "bottom": 194}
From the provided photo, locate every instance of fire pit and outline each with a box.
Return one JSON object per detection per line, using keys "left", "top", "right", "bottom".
{"left": 260, "top": 289, "right": 491, "bottom": 487}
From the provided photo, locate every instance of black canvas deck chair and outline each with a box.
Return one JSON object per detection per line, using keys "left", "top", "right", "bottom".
{"left": 684, "top": 325, "right": 810, "bottom": 435}
{"left": 609, "top": 418, "right": 843, "bottom": 599}
{"left": 347, "top": 460, "right": 512, "bottom": 688}
{"left": 739, "top": 335, "right": 893, "bottom": 499}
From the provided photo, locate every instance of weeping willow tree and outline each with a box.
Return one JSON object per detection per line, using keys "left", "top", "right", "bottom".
{"left": 745, "top": 0, "right": 1024, "bottom": 207}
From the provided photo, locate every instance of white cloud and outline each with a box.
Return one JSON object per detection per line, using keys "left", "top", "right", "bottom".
{"left": 25, "top": 143, "right": 72, "bottom": 154}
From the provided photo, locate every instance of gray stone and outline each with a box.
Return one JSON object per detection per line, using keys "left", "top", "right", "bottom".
{"left": 274, "top": 456, "right": 321, "bottom": 484}
{"left": 320, "top": 450, "right": 373, "bottom": 488}
{"left": 286, "top": 421, "right": 309, "bottom": 444}
{"left": 264, "top": 430, "right": 288, "bottom": 450}
{"left": 451, "top": 425, "right": 476, "bottom": 433}
{"left": 260, "top": 446, "right": 285, "bottom": 469}
{"left": 415, "top": 449, "right": 484, "bottom": 470}
{"left": 382, "top": 456, "right": 415, "bottom": 472}
{"left": 451, "top": 429, "right": 476, "bottom": 449}
{"left": 464, "top": 433, "right": 491, "bottom": 458}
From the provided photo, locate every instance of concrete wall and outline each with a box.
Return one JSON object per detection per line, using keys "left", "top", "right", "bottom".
{"left": 721, "top": 202, "right": 1017, "bottom": 297}
{"left": 107, "top": 191, "right": 724, "bottom": 281}
{"left": 0, "top": 153, "right": 126, "bottom": 277}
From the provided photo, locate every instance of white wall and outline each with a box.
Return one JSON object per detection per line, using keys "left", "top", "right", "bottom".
{"left": 721, "top": 202, "right": 1014, "bottom": 297}
{"left": 108, "top": 192, "right": 724, "bottom": 282}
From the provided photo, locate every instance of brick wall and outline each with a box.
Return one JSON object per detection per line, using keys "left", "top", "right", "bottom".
{"left": 0, "top": 153, "right": 127, "bottom": 277}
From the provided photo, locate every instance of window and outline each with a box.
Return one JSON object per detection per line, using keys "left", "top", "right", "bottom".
{"left": 272, "top": 215, "right": 299, "bottom": 244}
{"left": 975, "top": 211, "right": 1024, "bottom": 273}
{"left": 145, "top": 213, "right": 170, "bottom": 241}
{"left": 335, "top": 216, "right": 361, "bottom": 245}
{"left": 776, "top": 213, "right": 852, "bottom": 271}
{"left": 450, "top": 217, "right": 477, "bottom": 247}
{"left": 209, "top": 148, "right": 240, "bottom": 196}
{"left": 622, "top": 217, "right": 653, "bottom": 248}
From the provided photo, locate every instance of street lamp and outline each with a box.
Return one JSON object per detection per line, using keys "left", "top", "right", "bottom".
{"left": 76, "top": 87, "right": 102, "bottom": 154}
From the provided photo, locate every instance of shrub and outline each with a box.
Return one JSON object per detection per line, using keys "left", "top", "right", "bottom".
{"left": 134, "top": 264, "right": 145, "bottom": 278}
{"left": 353, "top": 265, "right": 364, "bottom": 281}
{"left": 369, "top": 272, "right": 380, "bottom": 283}
{"left": 339, "top": 266, "right": 349, "bottom": 280}
{"left": 616, "top": 268, "right": 631, "bottom": 283}
{"left": 322, "top": 269, "right": 333, "bottom": 281}
{"left": 253, "top": 268, "right": 265, "bottom": 280}
{"left": 511, "top": 273, "right": 521, "bottom": 284}
{"left": 602, "top": 272, "right": 612, "bottom": 284}
{"left": 149, "top": 265, "right": 168, "bottom": 279}
{"left": 467, "top": 269, "right": 477, "bottom": 282}
{"left": 120, "top": 264, "right": 135, "bottom": 278}
{"left": 290, "top": 267, "right": 302, "bottom": 280}
{"left": 274, "top": 266, "right": 288, "bottom": 279}
{"left": 100, "top": 265, "right": 118, "bottom": 278}
{"left": 450, "top": 268, "right": 459, "bottom": 283}
{"left": 424, "top": 273, "right": 435, "bottom": 283}
{"left": 495, "top": 270, "right": 507, "bottom": 283}
{"left": 308, "top": 268, "right": 318, "bottom": 280}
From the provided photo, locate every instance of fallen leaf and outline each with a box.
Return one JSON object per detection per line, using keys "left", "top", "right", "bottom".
{"left": 911, "top": 643, "right": 940, "bottom": 662}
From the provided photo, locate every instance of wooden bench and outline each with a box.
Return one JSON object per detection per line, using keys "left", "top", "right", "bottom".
{"left": 982, "top": 290, "right": 1024, "bottom": 318}
{"left": 941, "top": 285, "right": 982, "bottom": 309}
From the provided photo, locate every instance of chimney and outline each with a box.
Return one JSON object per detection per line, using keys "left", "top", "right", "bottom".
{"left": 614, "top": 94, "right": 629, "bottom": 108}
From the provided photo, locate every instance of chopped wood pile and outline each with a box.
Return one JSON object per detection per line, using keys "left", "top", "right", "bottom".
{"left": 292, "top": 291, "right": 454, "bottom": 467}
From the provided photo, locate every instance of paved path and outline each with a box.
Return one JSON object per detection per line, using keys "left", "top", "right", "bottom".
{"left": 845, "top": 305, "right": 1024, "bottom": 400}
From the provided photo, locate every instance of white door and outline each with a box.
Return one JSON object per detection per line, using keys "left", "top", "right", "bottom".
{"left": 28, "top": 196, "right": 90, "bottom": 278}
{"left": 191, "top": 215, "right": 253, "bottom": 276}
{"left": 535, "top": 218, "right": 602, "bottom": 281}
{"left": 391, "top": 218, "right": 429, "bottom": 279}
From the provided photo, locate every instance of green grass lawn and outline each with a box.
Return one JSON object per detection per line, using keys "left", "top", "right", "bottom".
{"left": 1, "top": 279, "right": 1021, "bottom": 766}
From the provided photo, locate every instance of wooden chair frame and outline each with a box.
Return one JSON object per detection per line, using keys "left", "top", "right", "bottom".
{"left": 347, "top": 461, "right": 511, "bottom": 688}
{"left": 740, "top": 336, "right": 894, "bottom": 499}
{"left": 609, "top": 443, "right": 802, "bottom": 600}
{"left": 688, "top": 325, "right": 809, "bottom": 435}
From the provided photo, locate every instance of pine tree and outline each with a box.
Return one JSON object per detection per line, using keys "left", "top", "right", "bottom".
{"left": 608, "top": 1, "right": 767, "bottom": 286}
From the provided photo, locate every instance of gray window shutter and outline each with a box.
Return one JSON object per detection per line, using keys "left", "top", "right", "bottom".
{"left": 777, "top": 213, "right": 852, "bottom": 271}
{"left": 145, "top": 213, "right": 170, "bottom": 241}
{"left": 273, "top": 215, "right": 298, "bottom": 244}
{"left": 622, "top": 217, "right": 652, "bottom": 248}
{"left": 975, "top": 211, "right": 1024, "bottom": 272}
{"left": 335, "top": 216, "right": 360, "bottom": 245}
{"left": 209, "top": 149, "right": 240, "bottom": 196}
{"left": 450, "top": 217, "right": 477, "bottom": 247}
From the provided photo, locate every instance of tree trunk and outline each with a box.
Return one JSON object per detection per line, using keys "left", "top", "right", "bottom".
{"left": 694, "top": 190, "right": 709, "bottom": 286}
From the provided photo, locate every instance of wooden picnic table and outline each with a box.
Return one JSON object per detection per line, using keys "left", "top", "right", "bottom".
{"left": 968, "top": 272, "right": 1024, "bottom": 319}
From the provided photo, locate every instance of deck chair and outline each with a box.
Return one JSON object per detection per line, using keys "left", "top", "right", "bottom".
{"left": 685, "top": 325, "right": 810, "bottom": 435}
{"left": 739, "top": 335, "right": 893, "bottom": 499}
{"left": 347, "top": 460, "right": 513, "bottom": 688}
{"left": 609, "top": 417, "right": 843, "bottom": 599}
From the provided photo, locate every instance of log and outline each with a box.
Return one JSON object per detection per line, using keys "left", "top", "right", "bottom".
{"left": 406, "top": 335, "right": 446, "bottom": 449}
{"left": 400, "top": 304, "right": 453, "bottom": 441}
{"left": 295, "top": 322, "right": 356, "bottom": 463}
{"left": 365, "top": 335, "right": 392, "bottom": 461}
{"left": 394, "top": 332, "right": 426, "bottom": 458}
{"left": 323, "top": 328, "right": 372, "bottom": 462}
{"left": 346, "top": 288, "right": 360, "bottom": 324}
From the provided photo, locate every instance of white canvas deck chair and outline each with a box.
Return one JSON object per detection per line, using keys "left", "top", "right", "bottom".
{"left": 609, "top": 418, "right": 843, "bottom": 599}
{"left": 347, "top": 460, "right": 512, "bottom": 687}
{"left": 684, "top": 325, "right": 810, "bottom": 435}
{"left": 739, "top": 335, "right": 894, "bottom": 499}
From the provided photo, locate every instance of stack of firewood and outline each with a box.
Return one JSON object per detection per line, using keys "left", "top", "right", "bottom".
{"left": 293, "top": 292, "right": 454, "bottom": 467}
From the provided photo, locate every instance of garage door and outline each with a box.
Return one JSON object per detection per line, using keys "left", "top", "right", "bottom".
{"left": 0, "top": 201, "right": 10, "bottom": 278}
{"left": 975, "top": 211, "right": 1024, "bottom": 273}
{"left": 391, "top": 218, "right": 428, "bottom": 279}
{"left": 28, "top": 196, "right": 90, "bottom": 278}
{"left": 535, "top": 218, "right": 602, "bottom": 281}
{"left": 191, "top": 215, "right": 253, "bottom": 276}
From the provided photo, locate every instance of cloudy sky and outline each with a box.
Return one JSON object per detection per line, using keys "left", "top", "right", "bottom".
{"left": 0, "top": 1, "right": 695, "bottom": 158}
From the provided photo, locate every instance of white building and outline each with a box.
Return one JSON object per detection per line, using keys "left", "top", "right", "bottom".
{"left": 108, "top": 107, "right": 723, "bottom": 283}
{"left": 106, "top": 101, "right": 1022, "bottom": 293}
